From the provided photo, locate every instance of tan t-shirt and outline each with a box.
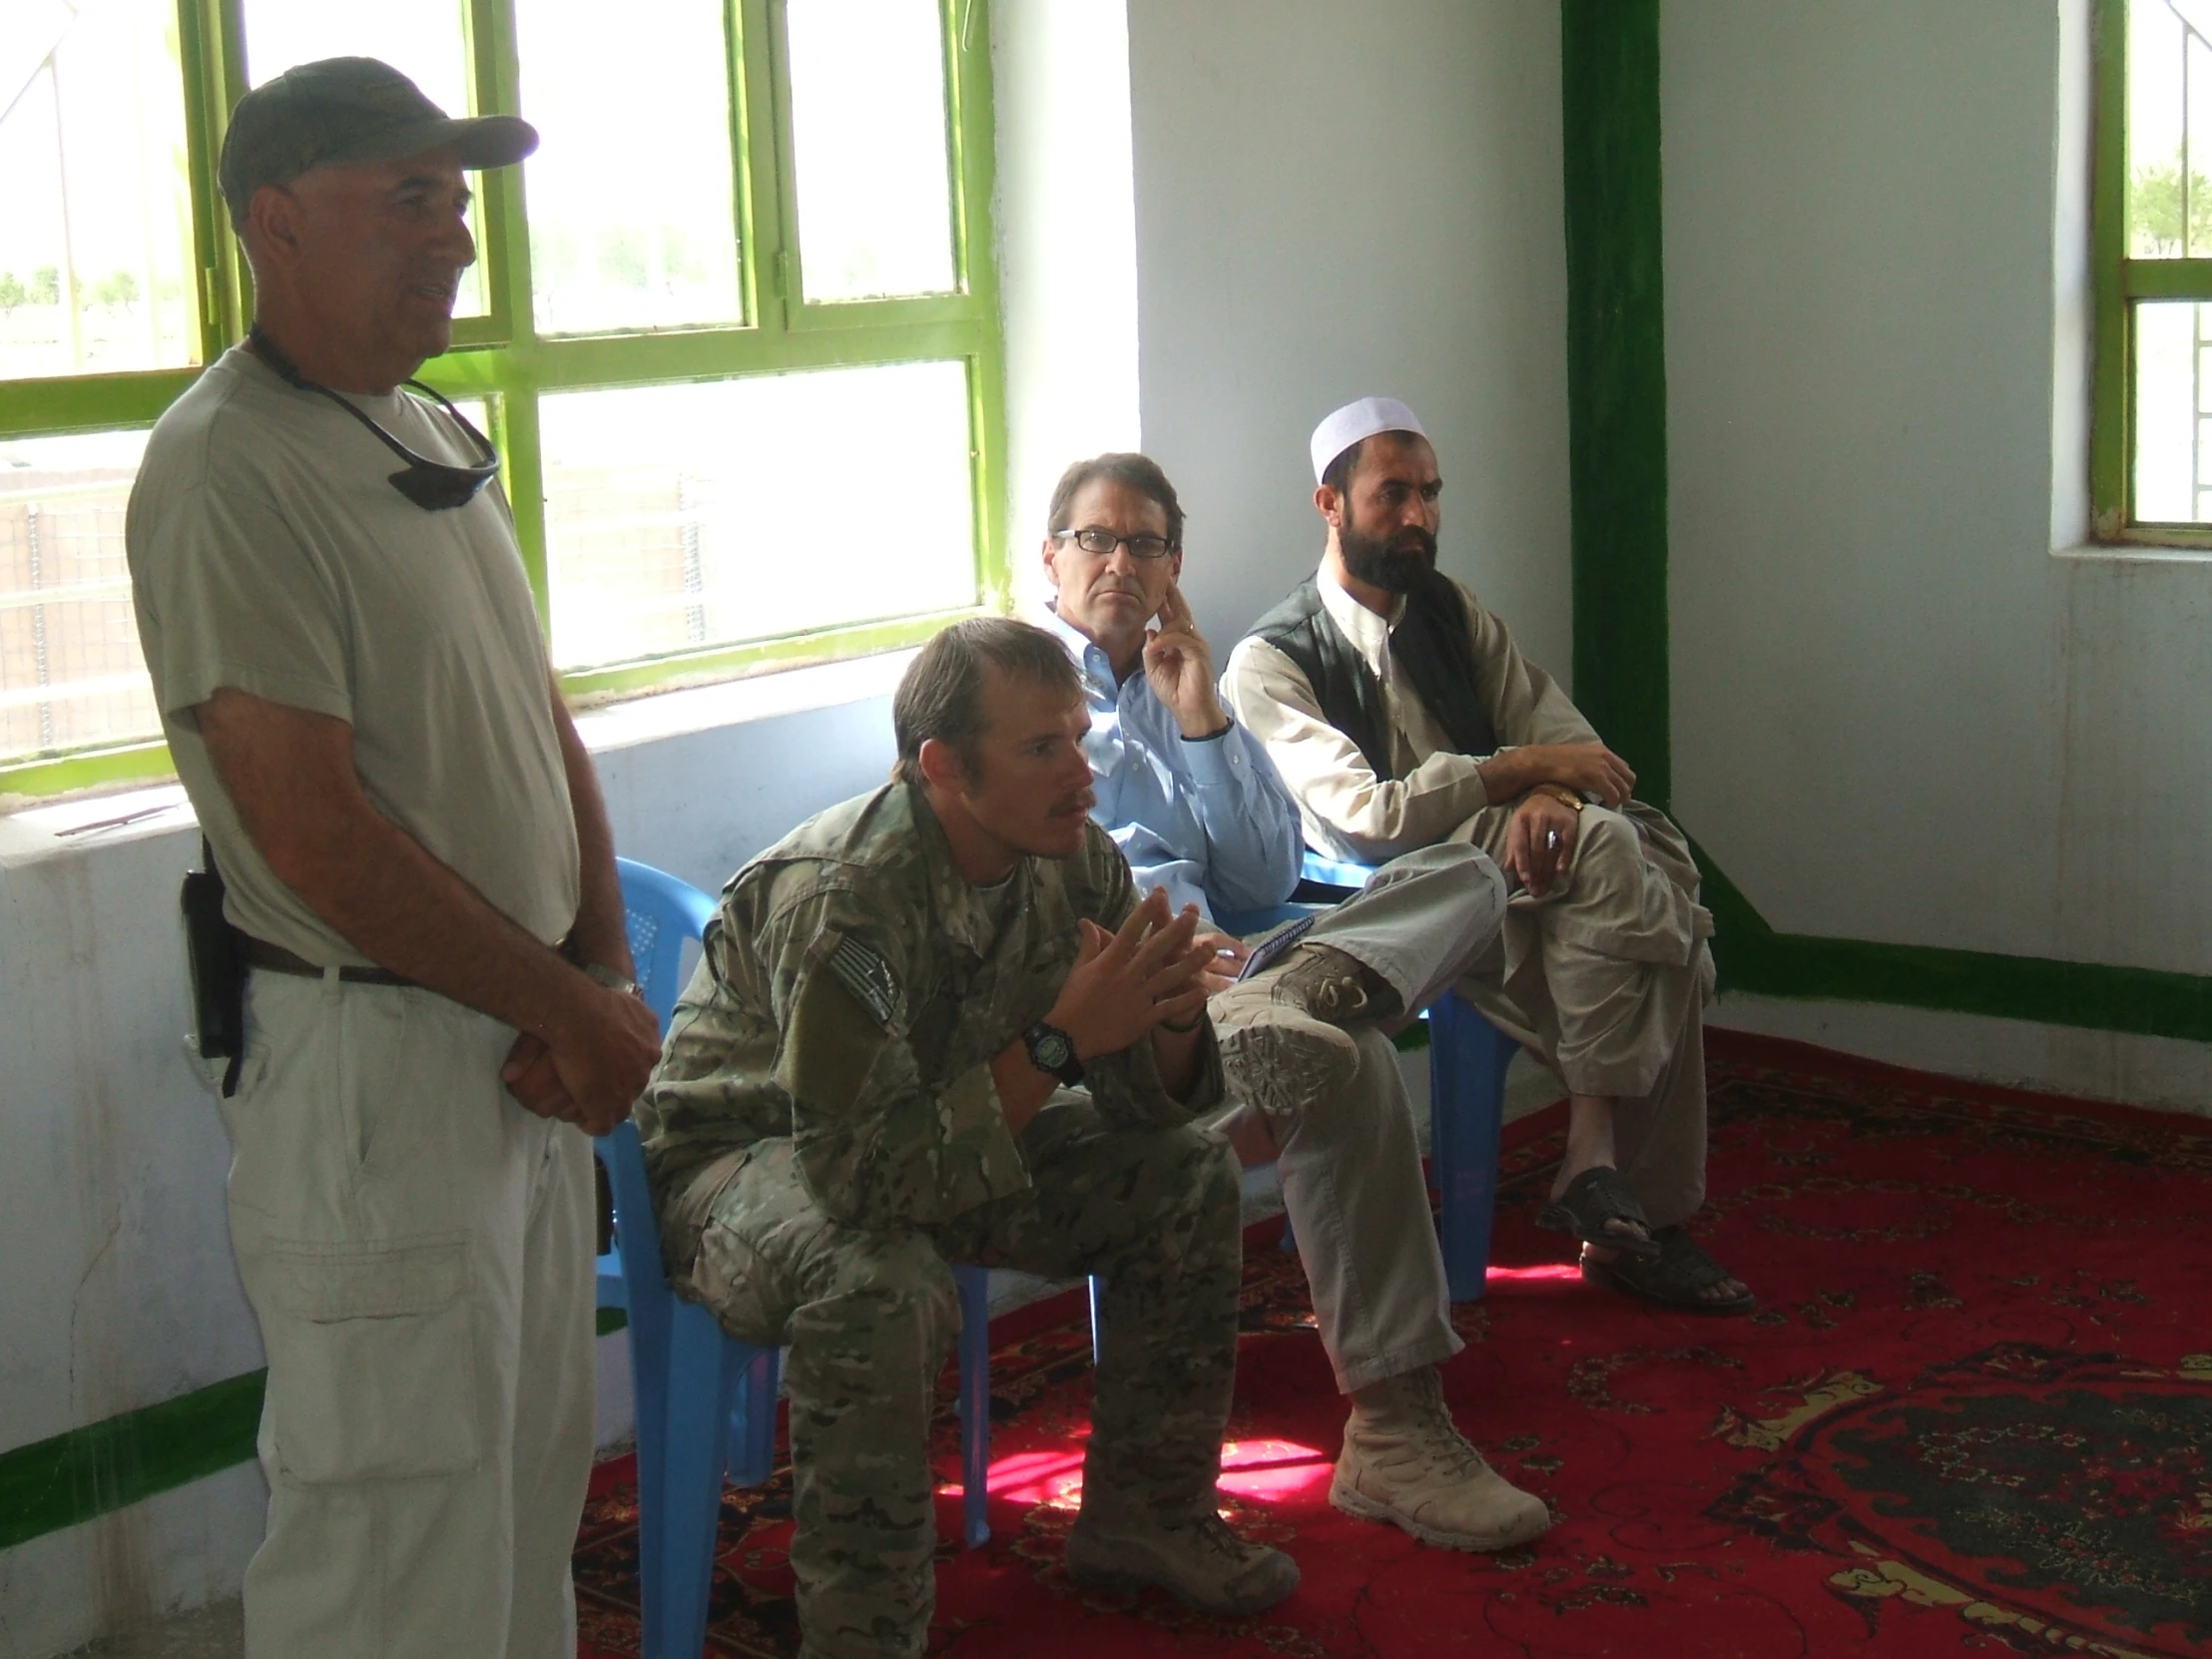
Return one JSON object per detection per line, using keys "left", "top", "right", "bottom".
{"left": 126, "top": 345, "right": 579, "bottom": 966}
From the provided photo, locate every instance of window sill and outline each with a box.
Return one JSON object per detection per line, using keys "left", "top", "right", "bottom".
{"left": 2051, "top": 541, "right": 2212, "bottom": 565}
{"left": 0, "top": 781, "right": 194, "bottom": 865}
{"left": 0, "top": 647, "right": 918, "bottom": 862}
{"left": 569, "top": 645, "right": 917, "bottom": 753}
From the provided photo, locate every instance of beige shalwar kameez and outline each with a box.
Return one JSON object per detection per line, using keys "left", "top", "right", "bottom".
{"left": 1224, "top": 564, "right": 1715, "bottom": 1229}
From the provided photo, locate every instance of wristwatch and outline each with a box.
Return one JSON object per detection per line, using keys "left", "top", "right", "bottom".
{"left": 582, "top": 961, "right": 645, "bottom": 1001}
{"left": 1022, "top": 1020, "right": 1085, "bottom": 1085}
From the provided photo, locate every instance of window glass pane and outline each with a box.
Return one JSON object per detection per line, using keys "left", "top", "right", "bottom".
{"left": 787, "top": 0, "right": 957, "bottom": 302}
{"left": 2126, "top": 0, "right": 2212, "bottom": 258}
{"left": 515, "top": 0, "right": 741, "bottom": 335}
{"left": 0, "top": 430, "right": 159, "bottom": 763}
{"left": 0, "top": 0, "right": 198, "bottom": 379}
{"left": 2132, "top": 300, "right": 2212, "bottom": 522}
{"left": 540, "top": 362, "right": 976, "bottom": 670}
{"left": 242, "top": 0, "right": 489, "bottom": 320}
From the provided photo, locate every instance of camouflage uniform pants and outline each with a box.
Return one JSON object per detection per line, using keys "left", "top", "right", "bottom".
{"left": 675, "top": 1097, "right": 1242, "bottom": 1659}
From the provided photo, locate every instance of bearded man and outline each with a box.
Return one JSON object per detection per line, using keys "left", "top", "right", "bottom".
{"left": 1223, "top": 397, "right": 1752, "bottom": 1315}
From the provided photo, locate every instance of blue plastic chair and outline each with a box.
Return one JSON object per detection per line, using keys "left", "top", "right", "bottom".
{"left": 597, "top": 858, "right": 1056, "bottom": 1657}
{"left": 597, "top": 860, "right": 782, "bottom": 1659}
{"left": 1217, "top": 850, "right": 1518, "bottom": 1303}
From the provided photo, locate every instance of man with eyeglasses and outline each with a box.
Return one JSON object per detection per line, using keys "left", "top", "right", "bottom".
{"left": 124, "top": 59, "right": 659, "bottom": 1658}
{"left": 1225, "top": 398, "right": 1751, "bottom": 1319}
{"left": 1035, "top": 453, "right": 1552, "bottom": 1553}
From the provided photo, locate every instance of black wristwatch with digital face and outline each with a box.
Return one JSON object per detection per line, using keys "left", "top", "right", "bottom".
{"left": 1022, "top": 1021, "right": 1085, "bottom": 1085}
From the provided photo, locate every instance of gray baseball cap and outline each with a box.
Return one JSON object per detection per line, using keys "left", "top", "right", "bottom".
{"left": 219, "top": 57, "right": 538, "bottom": 227}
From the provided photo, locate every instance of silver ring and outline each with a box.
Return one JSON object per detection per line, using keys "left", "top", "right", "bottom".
{"left": 1545, "top": 829, "right": 1562, "bottom": 852}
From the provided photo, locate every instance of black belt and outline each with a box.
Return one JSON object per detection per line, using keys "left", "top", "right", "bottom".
{"left": 243, "top": 936, "right": 416, "bottom": 988}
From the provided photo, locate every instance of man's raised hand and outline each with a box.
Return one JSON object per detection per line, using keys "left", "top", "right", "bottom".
{"left": 1142, "top": 579, "right": 1230, "bottom": 740}
{"left": 1048, "top": 886, "right": 1216, "bottom": 1057}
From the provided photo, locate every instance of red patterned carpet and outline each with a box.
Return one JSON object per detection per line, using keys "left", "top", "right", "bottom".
{"left": 575, "top": 1032, "right": 2212, "bottom": 1658}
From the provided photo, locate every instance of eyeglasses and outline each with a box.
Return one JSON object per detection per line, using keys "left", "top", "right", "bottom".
{"left": 1053, "top": 526, "right": 1176, "bottom": 561}
{"left": 247, "top": 324, "right": 500, "bottom": 511}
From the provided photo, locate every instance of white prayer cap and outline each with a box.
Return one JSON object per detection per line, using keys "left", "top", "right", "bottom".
{"left": 1310, "top": 396, "right": 1427, "bottom": 486}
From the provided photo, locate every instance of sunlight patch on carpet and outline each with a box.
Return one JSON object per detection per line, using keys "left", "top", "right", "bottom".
{"left": 938, "top": 1436, "right": 1331, "bottom": 1510}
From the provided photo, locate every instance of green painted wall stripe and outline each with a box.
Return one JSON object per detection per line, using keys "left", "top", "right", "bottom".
{"left": 0, "top": 1373, "right": 264, "bottom": 1550}
{"left": 1560, "top": 0, "right": 1673, "bottom": 811}
{"left": 2, "top": 1306, "right": 639, "bottom": 1548}
{"left": 1694, "top": 840, "right": 2212, "bottom": 1043}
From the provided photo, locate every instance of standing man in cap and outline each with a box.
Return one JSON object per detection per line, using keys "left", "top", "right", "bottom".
{"left": 1225, "top": 399, "right": 1752, "bottom": 1315}
{"left": 1033, "top": 451, "right": 1552, "bottom": 1552}
{"left": 126, "top": 59, "right": 661, "bottom": 1657}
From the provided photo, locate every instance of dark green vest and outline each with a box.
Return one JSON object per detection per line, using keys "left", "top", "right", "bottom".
{"left": 1248, "top": 571, "right": 1497, "bottom": 782}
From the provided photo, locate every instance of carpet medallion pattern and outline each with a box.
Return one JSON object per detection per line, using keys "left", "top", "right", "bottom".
{"left": 576, "top": 1036, "right": 2212, "bottom": 1657}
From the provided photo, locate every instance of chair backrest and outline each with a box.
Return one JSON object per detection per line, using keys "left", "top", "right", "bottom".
{"left": 601, "top": 859, "right": 721, "bottom": 1367}
{"left": 1298, "top": 847, "right": 1377, "bottom": 895}
{"left": 615, "top": 855, "right": 720, "bottom": 1030}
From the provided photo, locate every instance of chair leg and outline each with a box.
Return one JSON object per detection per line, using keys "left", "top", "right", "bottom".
{"left": 1429, "top": 989, "right": 1510, "bottom": 1303}
{"left": 953, "top": 1265, "right": 992, "bottom": 1548}
{"left": 654, "top": 1304, "right": 736, "bottom": 1659}
{"left": 726, "top": 1346, "right": 783, "bottom": 1487}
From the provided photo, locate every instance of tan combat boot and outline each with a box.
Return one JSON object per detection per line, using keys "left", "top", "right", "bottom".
{"left": 1332, "top": 1366, "right": 1552, "bottom": 1551}
{"left": 1065, "top": 1490, "right": 1302, "bottom": 1615}
{"left": 1209, "top": 945, "right": 1398, "bottom": 1127}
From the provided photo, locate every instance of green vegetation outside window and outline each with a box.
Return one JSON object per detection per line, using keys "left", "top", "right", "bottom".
{"left": 0, "top": 0, "right": 1005, "bottom": 797}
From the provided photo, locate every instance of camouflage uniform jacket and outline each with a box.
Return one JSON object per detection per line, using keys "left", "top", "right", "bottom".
{"left": 637, "top": 781, "right": 1224, "bottom": 1234}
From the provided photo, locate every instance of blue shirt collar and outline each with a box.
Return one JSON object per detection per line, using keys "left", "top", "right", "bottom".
{"left": 1039, "top": 603, "right": 1120, "bottom": 695}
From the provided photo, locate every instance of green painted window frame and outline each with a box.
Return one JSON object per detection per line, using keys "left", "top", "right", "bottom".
{"left": 0, "top": 0, "right": 1008, "bottom": 798}
{"left": 2090, "top": 0, "right": 2212, "bottom": 544}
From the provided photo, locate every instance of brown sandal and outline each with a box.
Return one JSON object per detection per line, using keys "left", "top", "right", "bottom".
{"left": 1582, "top": 1226, "right": 1755, "bottom": 1316}
{"left": 1536, "top": 1166, "right": 1662, "bottom": 1260}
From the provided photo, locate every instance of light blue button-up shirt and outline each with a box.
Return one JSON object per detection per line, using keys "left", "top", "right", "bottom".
{"left": 1041, "top": 606, "right": 1303, "bottom": 925}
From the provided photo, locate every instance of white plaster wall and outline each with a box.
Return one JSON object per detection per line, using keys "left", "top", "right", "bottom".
{"left": 993, "top": 0, "right": 1143, "bottom": 617}
{"left": 1124, "top": 0, "right": 1573, "bottom": 672}
{"left": 1663, "top": 0, "right": 2212, "bottom": 1104}
{"left": 0, "top": 826, "right": 261, "bottom": 1455}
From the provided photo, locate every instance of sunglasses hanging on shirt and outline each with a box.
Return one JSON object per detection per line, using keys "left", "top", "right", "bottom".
{"left": 247, "top": 324, "right": 501, "bottom": 511}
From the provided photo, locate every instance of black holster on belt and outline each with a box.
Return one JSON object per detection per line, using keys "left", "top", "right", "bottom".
{"left": 181, "top": 836, "right": 248, "bottom": 1096}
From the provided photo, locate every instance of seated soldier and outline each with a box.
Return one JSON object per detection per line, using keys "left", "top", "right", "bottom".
{"left": 1036, "top": 452, "right": 1549, "bottom": 1552}
{"left": 635, "top": 619, "right": 1299, "bottom": 1659}
{"left": 1224, "top": 398, "right": 1753, "bottom": 1316}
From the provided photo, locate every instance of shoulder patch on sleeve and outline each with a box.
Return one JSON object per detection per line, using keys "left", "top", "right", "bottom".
{"left": 824, "top": 933, "right": 900, "bottom": 1026}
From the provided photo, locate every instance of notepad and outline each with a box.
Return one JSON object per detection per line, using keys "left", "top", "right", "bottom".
{"left": 1235, "top": 913, "right": 1317, "bottom": 982}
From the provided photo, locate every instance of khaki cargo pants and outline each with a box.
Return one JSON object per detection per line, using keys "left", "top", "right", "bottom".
{"left": 221, "top": 969, "right": 596, "bottom": 1659}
